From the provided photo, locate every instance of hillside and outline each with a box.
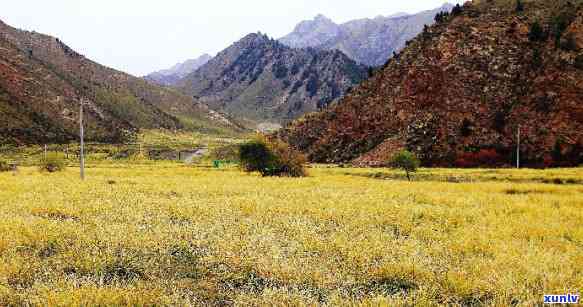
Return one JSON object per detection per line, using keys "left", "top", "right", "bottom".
{"left": 279, "top": 4, "right": 454, "bottom": 66}
{"left": 145, "top": 54, "right": 212, "bottom": 86}
{"left": 178, "top": 33, "right": 368, "bottom": 124}
{"left": 0, "top": 20, "right": 238, "bottom": 145}
{"left": 278, "top": 0, "right": 583, "bottom": 167}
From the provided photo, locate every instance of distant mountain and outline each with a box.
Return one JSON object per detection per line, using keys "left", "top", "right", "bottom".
{"left": 145, "top": 54, "right": 212, "bottom": 86}
{"left": 279, "top": 3, "right": 454, "bottom": 66}
{"left": 278, "top": 1, "right": 583, "bottom": 167}
{"left": 0, "top": 20, "right": 238, "bottom": 145}
{"left": 178, "top": 33, "right": 368, "bottom": 124}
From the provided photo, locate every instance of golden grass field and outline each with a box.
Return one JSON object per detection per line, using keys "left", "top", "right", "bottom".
{"left": 0, "top": 163, "right": 581, "bottom": 306}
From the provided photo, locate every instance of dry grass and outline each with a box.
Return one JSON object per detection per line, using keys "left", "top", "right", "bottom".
{"left": 0, "top": 164, "right": 581, "bottom": 305}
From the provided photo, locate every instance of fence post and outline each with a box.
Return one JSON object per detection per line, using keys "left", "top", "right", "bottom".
{"left": 44, "top": 144, "right": 47, "bottom": 160}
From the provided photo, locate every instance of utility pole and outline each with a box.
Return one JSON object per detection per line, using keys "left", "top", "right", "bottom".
{"left": 516, "top": 124, "right": 521, "bottom": 169}
{"left": 80, "top": 98, "right": 85, "bottom": 180}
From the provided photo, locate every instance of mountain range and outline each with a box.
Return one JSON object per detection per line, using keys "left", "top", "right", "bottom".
{"left": 177, "top": 33, "right": 368, "bottom": 124}
{"left": 145, "top": 54, "right": 212, "bottom": 86}
{"left": 0, "top": 20, "right": 239, "bottom": 145}
{"left": 278, "top": 0, "right": 583, "bottom": 167}
{"left": 143, "top": 4, "right": 455, "bottom": 125}
{"left": 279, "top": 3, "right": 455, "bottom": 66}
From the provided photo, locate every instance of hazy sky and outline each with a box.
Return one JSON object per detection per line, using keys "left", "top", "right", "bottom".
{"left": 2, "top": 0, "right": 464, "bottom": 76}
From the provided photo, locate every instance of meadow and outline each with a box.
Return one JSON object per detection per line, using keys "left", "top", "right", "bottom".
{"left": 0, "top": 160, "right": 581, "bottom": 306}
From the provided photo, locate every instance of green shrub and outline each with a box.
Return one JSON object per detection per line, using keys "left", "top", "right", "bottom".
{"left": 39, "top": 155, "right": 66, "bottom": 173}
{"left": 390, "top": 150, "right": 420, "bottom": 181}
{"left": 239, "top": 136, "right": 307, "bottom": 177}
{"left": 528, "top": 21, "right": 546, "bottom": 42}
{"left": 0, "top": 160, "right": 14, "bottom": 172}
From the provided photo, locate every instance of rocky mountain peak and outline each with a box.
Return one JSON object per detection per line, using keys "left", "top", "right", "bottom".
{"left": 239, "top": 32, "right": 270, "bottom": 44}
{"left": 279, "top": 4, "right": 455, "bottom": 66}
{"left": 178, "top": 32, "right": 368, "bottom": 124}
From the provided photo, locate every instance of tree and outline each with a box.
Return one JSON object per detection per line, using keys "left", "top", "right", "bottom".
{"left": 435, "top": 11, "right": 449, "bottom": 23}
{"left": 451, "top": 4, "right": 463, "bottom": 16}
{"left": 367, "top": 67, "right": 375, "bottom": 78}
{"left": 239, "top": 136, "right": 307, "bottom": 177}
{"left": 516, "top": 0, "right": 524, "bottom": 12}
{"left": 390, "top": 150, "right": 420, "bottom": 181}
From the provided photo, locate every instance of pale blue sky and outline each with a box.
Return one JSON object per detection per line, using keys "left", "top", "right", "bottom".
{"left": 2, "top": 0, "right": 465, "bottom": 76}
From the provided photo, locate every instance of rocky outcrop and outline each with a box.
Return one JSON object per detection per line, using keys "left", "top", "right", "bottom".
{"left": 178, "top": 33, "right": 368, "bottom": 124}
{"left": 279, "top": 4, "right": 454, "bottom": 66}
{"left": 278, "top": 1, "right": 583, "bottom": 168}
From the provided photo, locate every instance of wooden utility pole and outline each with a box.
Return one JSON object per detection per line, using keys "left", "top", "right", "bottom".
{"left": 516, "top": 125, "right": 521, "bottom": 169}
{"left": 80, "top": 98, "right": 85, "bottom": 180}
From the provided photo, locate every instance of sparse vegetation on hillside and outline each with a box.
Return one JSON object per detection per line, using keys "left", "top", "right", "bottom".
{"left": 0, "top": 20, "right": 239, "bottom": 145}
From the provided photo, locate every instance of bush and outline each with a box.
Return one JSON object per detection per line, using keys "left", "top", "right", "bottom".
{"left": 39, "top": 155, "right": 66, "bottom": 173}
{"left": 390, "top": 150, "right": 420, "bottom": 181}
{"left": 239, "top": 136, "right": 307, "bottom": 177}
{"left": 528, "top": 21, "right": 546, "bottom": 42}
{"left": 0, "top": 160, "right": 14, "bottom": 172}
{"left": 435, "top": 11, "right": 450, "bottom": 23}
{"left": 516, "top": 0, "right": 524, "bottom": 12}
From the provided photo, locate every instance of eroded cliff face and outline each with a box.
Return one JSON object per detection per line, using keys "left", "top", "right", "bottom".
{"left": 278, "top": 1, "right": 583, "bottom": 167}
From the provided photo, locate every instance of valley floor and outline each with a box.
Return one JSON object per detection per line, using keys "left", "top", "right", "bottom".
{"left": 0, "top": 164, "right": 581, "bottom": 305}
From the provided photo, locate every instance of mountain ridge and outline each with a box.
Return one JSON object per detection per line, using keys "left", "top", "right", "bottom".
{"left": 279, "top": 3, "right": 455, "bottom": 66}
{"left": 145, "top": 54, "right": 212, "bottom": 86}
{"left": 178, "top": 32, "right": 368, "bottom": 125}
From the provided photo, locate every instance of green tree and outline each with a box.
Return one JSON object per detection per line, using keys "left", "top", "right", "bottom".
{"left": 239, "top": 136, "right": 307, "bottom": 177}
{"left": 391, "top": 150, "right": 420, "bottom": 181}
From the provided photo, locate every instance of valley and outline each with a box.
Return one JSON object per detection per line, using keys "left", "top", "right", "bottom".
{"left": 0, "top": 0, "right": 582, "bottom": 305}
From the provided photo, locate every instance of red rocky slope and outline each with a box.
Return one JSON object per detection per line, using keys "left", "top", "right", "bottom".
{"left": 278, "top": 0, "right": 583, "bottom": 167}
